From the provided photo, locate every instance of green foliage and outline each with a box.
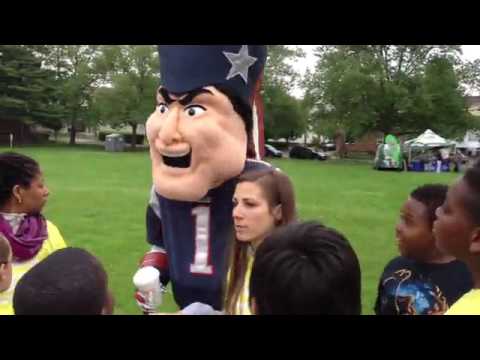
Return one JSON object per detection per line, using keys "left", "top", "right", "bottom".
{"left": 0, "top": 45, "right": 63, "bottom": 129}
{"left": 39, "top": 45, "right": 106, "bottom": 144}
{"left": 264, "top": 83, "right": 307, "bottom": 140}
{"left": 263, "top": 46, "right": 308, "bottom": 141}
{"left": 304, "top": 45, "right": 470, "bottom": 141}
{"left": 92, "top": 46, "right": 158, "bottom": 148}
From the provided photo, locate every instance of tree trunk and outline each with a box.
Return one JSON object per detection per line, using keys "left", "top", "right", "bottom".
{"left": 130, "top": 122, "right": 137, "bottom": 150}
{"left": 334, "top": 128, "right": 347, "bottom": 158}
{"left": 69, "top": 118, "right": 77, "bottom": 146}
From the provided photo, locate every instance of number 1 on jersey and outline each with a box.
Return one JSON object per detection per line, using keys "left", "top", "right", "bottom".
{"left": 190, "top": 206, "right": 213, "bottom": 275}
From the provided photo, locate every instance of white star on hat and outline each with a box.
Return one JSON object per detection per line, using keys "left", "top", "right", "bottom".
{"left": 223, "top": 45, "right": 258, "bottom": 84}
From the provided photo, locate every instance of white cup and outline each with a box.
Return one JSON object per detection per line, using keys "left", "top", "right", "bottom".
{"left": 133, "top": 266, "right": 163, "bottom": 311}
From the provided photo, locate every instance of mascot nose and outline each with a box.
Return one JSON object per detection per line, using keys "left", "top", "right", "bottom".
{"left": 159, "top": 109, "right": 183, "bottom": 145}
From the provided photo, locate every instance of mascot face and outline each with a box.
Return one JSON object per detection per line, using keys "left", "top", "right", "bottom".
{"left": 146, "top": 86, "right": 247, "bottom": 202}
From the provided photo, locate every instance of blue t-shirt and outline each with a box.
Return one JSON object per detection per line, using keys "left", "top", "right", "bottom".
{"left": 375, "top": 256, "right": 473, "bottom": 315}
{"left": 147, "top": 159, "right": 271, "bottom": 310}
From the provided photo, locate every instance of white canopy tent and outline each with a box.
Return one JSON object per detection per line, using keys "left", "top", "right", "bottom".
{"left": 404, "top": 129, "right": 455, "bottom": 148}
{"left": 404, "top": 129, "right": 456, "bottom": 165}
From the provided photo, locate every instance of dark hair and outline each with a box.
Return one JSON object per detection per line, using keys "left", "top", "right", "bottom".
{"left": 224, "top": 169, "right": 297, "bottom": 314}
{"left": 410, "top": 184, "right": 448, "bottom": 227}
{"left": 0, "top": 152, "right": 41, "bottom": 208}
{"left": 463, "top": 160, "right": 480, "bottom": 225}
{"left": 249, "top": 221, "right": 362, "bottom": 315}
{"left": 13, "top": 248, "right": 109, "bottom": 315}
{"left": 0, "top": 235, "right": 11, "bottom": 263}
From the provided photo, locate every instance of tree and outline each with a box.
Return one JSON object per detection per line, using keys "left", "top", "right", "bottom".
{"left": 304, "top": 45, "right": 470, "bottom": 154}
{"left": 93, "top": 45, "right": 159, "bottom": 149}
{"left": 421, "top": 57, "right": 471, "bottom": 138}
{"left": 262, "top": 46, "right": 306, "bottom": 142}
{"left": 41, "top": 45, "right": 105, "bottom": 145}
{"left": 458, "top": 59, "right": 480, "bottom": 94}
{"left": 0, "top": 45, "right": 63, "bottom": 129}
{"left": 264, "top": 45, "right": 305, "bottom": 92}
{"left": 263, "top": 83, "right": 307, "bottom": 143}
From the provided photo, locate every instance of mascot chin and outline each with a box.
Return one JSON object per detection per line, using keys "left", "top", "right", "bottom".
{"left": 133, "top": 45, "right": 269, "bottom": 313}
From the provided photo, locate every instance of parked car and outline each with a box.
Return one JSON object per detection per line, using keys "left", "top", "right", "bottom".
{"left": 265, "top": 144, "right": 283, "bottom": 158}
{"left": 289, "top": 145, "right": 328, "bottom": 161}
{"left": 320, "top": 143, "right": 336, "bottom": 151}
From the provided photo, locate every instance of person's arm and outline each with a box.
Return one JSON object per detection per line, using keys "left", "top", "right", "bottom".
{"left": 143, "top": 200, "right": 170, "bottom": 285}
{"left": 45, "top": 221, "right": 67, "bottom": 252}
{"left": 133, "top": 187, "right": 169, "bottom": 313}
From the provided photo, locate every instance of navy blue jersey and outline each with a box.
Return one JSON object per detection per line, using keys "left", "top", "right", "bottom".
{"left": 146, "top": 159, "right": 271, "bottom": 310}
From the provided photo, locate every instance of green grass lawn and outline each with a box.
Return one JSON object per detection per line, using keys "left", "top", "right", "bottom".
{"left": 0, "top": 145, "right": 461, "bottom": 314}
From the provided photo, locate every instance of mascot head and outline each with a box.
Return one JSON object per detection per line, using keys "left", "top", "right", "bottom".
{"left": 146, "top": 45, "right": 267, "bottom": 201}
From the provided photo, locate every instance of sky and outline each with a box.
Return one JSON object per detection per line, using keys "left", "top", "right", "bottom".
{"left": 289, "top": 45, "right": 480, "bottom": 97}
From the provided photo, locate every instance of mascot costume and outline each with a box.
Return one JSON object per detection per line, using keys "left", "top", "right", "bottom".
{"left": 133, "top": 45, "right": 269, "bottom": 313}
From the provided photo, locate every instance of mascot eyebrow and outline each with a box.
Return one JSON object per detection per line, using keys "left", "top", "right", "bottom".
{"left": 158, "top": 87, "right": 214, "bottom": 106}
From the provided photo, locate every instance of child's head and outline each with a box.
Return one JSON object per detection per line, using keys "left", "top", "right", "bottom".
{"left": 396, "top": 184, "right": 448, "bottom": 262}
{"left": 0, "top": 235, "right": 12, "bottom": 292}
{"left": 434, "top": 161, "right": 480, "bottom": 262}
{"left": 13, "top": 247, "right": 114, "bottom": 315}
{"left": 249, "top": 221, "right": 361, "bottom": 315}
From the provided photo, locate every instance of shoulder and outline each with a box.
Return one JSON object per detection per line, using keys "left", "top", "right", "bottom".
{"left": 382, "top": 256, "right": 415, "bottom": 275}
{"left": 446, "top": 290, "right": 480, "bottom": 315}
{"left": 378, "top": 257, "right": 420, "bottom": 287}
{"left": 438, "top": 260, "right": 474, "bottom": 289}
{"left": 0, "top": 301, "right": 14, "bottom": 315}
{"left": 45, "top": 220, "right": 67, "bottom": 251}
{"left": 444, "top": 259, "right": 471, "bottom": 273}
{"left": 0, "top": 283, "right": 14, "bottom": 315}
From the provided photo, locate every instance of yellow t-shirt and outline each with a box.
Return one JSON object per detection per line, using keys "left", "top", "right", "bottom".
{"left": 232, "top": 254, "right": 254, "bottom": 316}
{"left": 0, "top": 221, "right": 67, "bottom": 315}
{"left": 445, "top": 289, "right": 480, "bottom": 315}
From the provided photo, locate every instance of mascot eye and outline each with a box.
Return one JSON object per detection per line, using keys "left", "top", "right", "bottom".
{"left": 157, "top": 103, "right": 169, "bottom": 114}
{"left": 185, "top": 105, "right": 206, "bottom": 117}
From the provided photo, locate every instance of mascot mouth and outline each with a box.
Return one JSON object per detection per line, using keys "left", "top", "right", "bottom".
{"left": 162, "top": 151, "right": 192, "bottom": 168}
